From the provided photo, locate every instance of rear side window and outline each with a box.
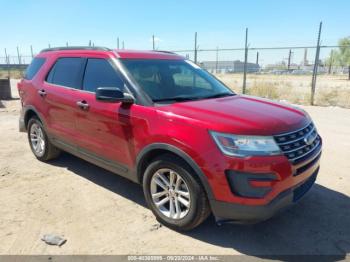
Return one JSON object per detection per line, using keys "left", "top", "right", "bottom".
{"left": 46, "top": 58, "right": 84, "bottom": 88}
{"left": 25, "top": 58, "right": 46, "bottom": 80}
{"left": 83, "top": 58, "right": 124, "bottom": 92}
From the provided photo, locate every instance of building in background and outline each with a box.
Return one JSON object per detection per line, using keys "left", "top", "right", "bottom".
{"left": 200, "top": 60, "right": 260, "bottom": 73}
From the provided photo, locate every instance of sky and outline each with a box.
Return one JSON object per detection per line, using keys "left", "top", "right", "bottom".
{"left": 1, "top": 0, "right": 349, "bottom": 64}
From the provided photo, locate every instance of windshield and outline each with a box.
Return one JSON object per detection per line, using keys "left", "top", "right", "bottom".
{"left": 121, "top": 59, "right": 235, "bottom": 103}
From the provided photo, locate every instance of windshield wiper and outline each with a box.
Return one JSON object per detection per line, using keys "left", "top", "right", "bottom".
{"left": 202, "top": 93, "right": 235, "bottom": 99}
{"left": 153, "top": 96, "right": 202, "bottom": 103}
{"left": 153, "top": 93, "right": 235, "bottom": 103}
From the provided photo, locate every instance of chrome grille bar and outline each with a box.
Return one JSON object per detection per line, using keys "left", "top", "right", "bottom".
{"left": 274, "top": 122, "right": 321, "bottom": 164}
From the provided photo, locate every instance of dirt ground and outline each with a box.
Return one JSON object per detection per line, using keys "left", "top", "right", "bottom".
{"left": 215, "top": 74, "right": 350, "bottom": 108}
{"left": 0, "top": 81, "right": 350, "bottom": 257}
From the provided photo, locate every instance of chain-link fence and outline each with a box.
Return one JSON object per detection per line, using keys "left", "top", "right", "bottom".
{"left": 1, "top": 25, "right": 350, "bottom": 107}
{"left": 169, "top": 46, "right": 350, "bottom": 108}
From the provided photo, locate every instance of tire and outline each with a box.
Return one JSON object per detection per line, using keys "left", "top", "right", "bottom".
{"left": 27, "top": 117, "right": 61, "bottom": 161}
{"left": 143, "top": 154, "right": 210, "bottom": 231}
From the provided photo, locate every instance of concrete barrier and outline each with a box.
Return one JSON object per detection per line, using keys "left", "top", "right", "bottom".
{"left": 0, "top": 78, "right": 12, "bottom": 99}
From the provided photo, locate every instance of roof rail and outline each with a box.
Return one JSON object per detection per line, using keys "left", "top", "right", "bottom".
{"left": 40, "top": 46, "right": 111, "bottom": 53}
{"left": 153, "top": 50, "right": 178, "bottom": 55}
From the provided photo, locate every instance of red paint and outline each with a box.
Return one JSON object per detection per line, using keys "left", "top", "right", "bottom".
{"left": 18, "top": 48, "right": 320, "bottom": 208}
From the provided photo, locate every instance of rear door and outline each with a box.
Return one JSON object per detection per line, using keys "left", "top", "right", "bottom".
{"left": 42, "top": 57, "right": 85, "bottom": 146}
{"left": 73, "top": 58, "right": 134, "bottom": 168}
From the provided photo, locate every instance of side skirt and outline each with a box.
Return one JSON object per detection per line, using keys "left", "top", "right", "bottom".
{"left": 50, "top": 136, "right": 138, "bottom": 183}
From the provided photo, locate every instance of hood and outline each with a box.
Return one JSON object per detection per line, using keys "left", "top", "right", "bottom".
{"left": 156, "top": 95, "right": 310, "bottom": 136}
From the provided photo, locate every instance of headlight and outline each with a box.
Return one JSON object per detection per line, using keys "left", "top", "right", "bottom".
{"left": 210, "top": 131, "right": 281, "bottom": 157}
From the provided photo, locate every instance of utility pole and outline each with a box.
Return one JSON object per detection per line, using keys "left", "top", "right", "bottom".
{"left": 242, "top": 28, "right": 248, "bottom": 94}
{"left": 287, "top": 49, "right": 292, "bottom": 71}
{"left": 117, "top": 37, "right": 119, "bottom": 49}
{"left": 194, "top": 32, "right": 198, "bottom": 64}
{"left": 256, "top": 51, "right": 259, "bottom": 65}
{"left": 152, "top": 34, "right": 155, "bottom": 50}
{"left": 30, "top": 45, "right": 34, "bottom": 58}
{"left": 16, "top": 46, "right": 21, "bottom": 65}
{"left": 311, "top": 22, "right": 322, "bottom": 105}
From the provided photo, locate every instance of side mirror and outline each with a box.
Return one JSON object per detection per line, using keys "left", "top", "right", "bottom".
{"left": 96, "top": 87, "right": 134, "bottom": 104}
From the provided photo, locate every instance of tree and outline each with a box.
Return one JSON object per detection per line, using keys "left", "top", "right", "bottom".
{"left": 329, "top": 37, "right": 350, "bottom": 79}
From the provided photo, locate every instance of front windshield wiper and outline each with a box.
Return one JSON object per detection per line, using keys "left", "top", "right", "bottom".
{"left": 201, "top": 93, "right": 235, "bottom": 99}
{"left": 153, "top": 93, "right": 235, "bottom": 103}
{"left": 153, "top": 96, "right": 202, "bottom": 103}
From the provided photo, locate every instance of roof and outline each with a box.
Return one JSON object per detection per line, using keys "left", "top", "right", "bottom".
{"left": 39, "top": 46, "right": 184, "bottom": 60}
{"left": 40, "top": 46, "right": 111, "bottom": 53}
{"left": 114, "top": 50, "right": 184, "bottom": 60}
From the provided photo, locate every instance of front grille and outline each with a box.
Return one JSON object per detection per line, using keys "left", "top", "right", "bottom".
{"left": 274, "top": 122, "right": 322, "bottom": 164}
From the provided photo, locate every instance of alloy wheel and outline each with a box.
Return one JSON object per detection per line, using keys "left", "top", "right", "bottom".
{"left": 30, "top": 123, "right": 45, "bottom": 157}
{"left": 150, "top": 168, "right": 191, "bottom": 219}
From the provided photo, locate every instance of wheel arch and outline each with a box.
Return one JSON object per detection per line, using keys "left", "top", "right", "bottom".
{"left": 23, "top": 106, "right": 46, "bottom": 130}
{"left": 136, "top": 143, "right": 214, "bottom": 200}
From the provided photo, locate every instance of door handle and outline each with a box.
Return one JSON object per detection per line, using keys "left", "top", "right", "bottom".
{"left": 76, "top": 100, "right": 89, "bottom": 110}
{"left": 38, "top": 89, "right": 46, "bottom": 97}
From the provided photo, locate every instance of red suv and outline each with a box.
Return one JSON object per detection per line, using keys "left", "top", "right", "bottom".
{"left": 18, "top": 47, "right": 322, "bottom": 230}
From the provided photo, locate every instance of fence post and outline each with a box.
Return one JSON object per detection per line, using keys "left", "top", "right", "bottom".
{"left": 30, "top": 45, "right": 34, "bottom": 58}
{"left": 4, "top": 48, "right": 10, "bottom": 79}
{"left": 311, "top": 21, "right": 322, "bottom": 105}
{"left": 215, "top": 47, "right": 219, "bottom": 73}
{"left": 16, "top": 46, "right": 21, "bottom": 65}
{"left": 242, "top": 28, "right": 248, "bottom": 94}
{"left": 256, "top": 51, "right": 259, "bottom": 65}
{"left": 287, "top": 49, "right": 292, "bottom": 71}
{"left": 194, "top": 32, "right": 198, "bottom": 64}
{"left": 328, "top": 49, "right": 333, "bottom": 74}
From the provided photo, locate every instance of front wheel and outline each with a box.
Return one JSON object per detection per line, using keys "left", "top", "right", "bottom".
{"left": 143, "top": 155, "right": 210, "bottom": 231}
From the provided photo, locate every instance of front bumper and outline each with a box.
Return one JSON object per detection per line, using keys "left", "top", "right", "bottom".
{"left": 210, "top": 167, "right": 319, "bottom": 223}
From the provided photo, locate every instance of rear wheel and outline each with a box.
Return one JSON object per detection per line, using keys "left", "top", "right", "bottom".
{"left": 143, "top": 154, "right": 210, "bottom": 231}
{"left": 27, "top": 117, "right": 61, "bottom": 161}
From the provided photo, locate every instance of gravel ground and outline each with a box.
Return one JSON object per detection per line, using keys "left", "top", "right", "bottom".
{"left": 0, "top": 81, "right": 349, "bottom": 258}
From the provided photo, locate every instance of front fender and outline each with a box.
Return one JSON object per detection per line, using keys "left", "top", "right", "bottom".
{"left": 136, "top": 142, "right": 215, "bottom": 200}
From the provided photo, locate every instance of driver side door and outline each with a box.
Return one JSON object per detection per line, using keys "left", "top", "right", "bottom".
{"left": 73, "top": 58, "right": 133, "bottom": 171}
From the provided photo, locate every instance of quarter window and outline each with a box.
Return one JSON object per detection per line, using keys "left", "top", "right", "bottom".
{"left": 46, "top": 58, "right": 84, "bottom": 88}
{"left": 25, "top": 58, "right": 46, "bottom": 80}
{"left": 83, "top": 58, "right": 124, "bottom": 92}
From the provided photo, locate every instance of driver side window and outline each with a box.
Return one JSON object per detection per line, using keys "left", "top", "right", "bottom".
{"left": 83, "top": 58, "right": 124, "bottom": 92}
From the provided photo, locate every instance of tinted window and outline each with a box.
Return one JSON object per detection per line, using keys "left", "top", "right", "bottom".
{"left": 25, "top": 58, "right": 46, "bottom": 80}
{"left": 172, "top": 65, "right": 211, "bottom": 89}
{"left": 122, "top": 59, "right": 233, "bottom": 101}
{"left": 83, "top": 59, "right": 124, "bottom": 92}
{"left": 47, "top": 58, "right": 83, "bottom": 88}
